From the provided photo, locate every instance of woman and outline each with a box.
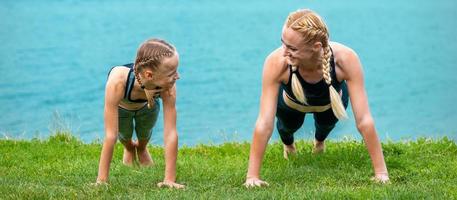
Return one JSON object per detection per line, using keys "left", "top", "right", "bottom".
{"left": 96, "top": 38, "right": 184, "bottom": 189}
{"left": 244, "top": 9, "right": 389, "bottom": 187}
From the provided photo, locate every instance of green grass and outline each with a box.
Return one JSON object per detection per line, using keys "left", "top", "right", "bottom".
{"left": 1, "top": 133, "right": 456, "bottom": 199}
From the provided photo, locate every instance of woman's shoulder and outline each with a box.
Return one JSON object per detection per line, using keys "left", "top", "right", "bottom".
{"left": 265, "top": 47, "right": 286, "bottom": 65}
{"left": 330, "top": 42, "right": 360, "bottom": 67}
{"left": 262, "top": 47, "right": 289, "bottom": 83}
{"left": 330, "top": 42, "right": 363, "bottom": 81}
{"left": 264, "top": 47, "right": 288, "bottom": 75}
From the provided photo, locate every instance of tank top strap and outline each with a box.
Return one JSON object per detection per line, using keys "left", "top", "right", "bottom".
{"left": 124, "top": 67, "right": 135, "bottom": 99}
{"left": 329, "top": 48, "right": 338, "bottom": 83}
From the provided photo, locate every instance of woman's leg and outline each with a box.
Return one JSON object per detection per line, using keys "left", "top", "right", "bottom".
{"left": 276, "top": 93, "right": 306, "bottom": 158}
{"left": 312, "top": 82, "right": 349, "bottom": 153}
{"left": 312, "top": 115, "right": 337, "bottom": 153}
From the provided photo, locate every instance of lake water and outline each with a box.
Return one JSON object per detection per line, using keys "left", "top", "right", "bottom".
{"left": 1, "top": 0, "right": 456, "bottom": 145}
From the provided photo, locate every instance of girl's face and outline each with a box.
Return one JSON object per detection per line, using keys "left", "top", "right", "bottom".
{"left": 281, "top": 26, "right": 321, "bottom": 67}
{"left": 142, "top": 53, "right": 180, "bottom": 90}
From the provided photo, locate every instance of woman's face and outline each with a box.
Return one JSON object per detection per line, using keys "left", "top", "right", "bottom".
{"left": 281, "top": 26, "right": 319, "bottom": 66}
{"left": 142, "top": 53, "right": 180, "bottom": 90}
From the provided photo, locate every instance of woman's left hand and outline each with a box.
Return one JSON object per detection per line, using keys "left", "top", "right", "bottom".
{"left": 157, "top": 180, "right": 185, "bottom": 189}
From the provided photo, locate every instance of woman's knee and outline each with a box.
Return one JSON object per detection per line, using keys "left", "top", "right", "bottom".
{"left": 276, "top": 117, "right": 303, "bottom": 135}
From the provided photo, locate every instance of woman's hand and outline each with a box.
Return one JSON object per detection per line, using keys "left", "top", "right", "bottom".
{"left": 244, "top": 177, "right": 269, "bottom": 188}
{"left": 157, "top": 180, "right": 185, "bottom": 189}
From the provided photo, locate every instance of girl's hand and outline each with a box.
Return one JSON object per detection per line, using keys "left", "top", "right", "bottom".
{"left": 371, "top": 173, "right": 390, "bottom": 184}
{"left": 244, "top": 177, "right": 269, "bottom": 188}
{"left": 144, "top": 87, "right": 164, "bottom": 98}
{"left": 157, "top": 180, "right": 185, "bottom": 189}
{"left": 90, "top": 179, "right": 109, "bottom": 186}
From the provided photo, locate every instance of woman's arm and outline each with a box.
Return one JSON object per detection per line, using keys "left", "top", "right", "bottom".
{"left": 96, "top": 72, "right": 124, "bottom": 183}
{"left": 341, "top": 48, "right": 389, "bottom": 182}
{"left": 157, "top": 85, "right": 184, "bottom": 188}
{"left": 245, "top": 52, "right": 282, "bottom": 187}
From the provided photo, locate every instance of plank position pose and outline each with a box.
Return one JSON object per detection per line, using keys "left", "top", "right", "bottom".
{"left": 96, "top": 38, "right": 184, "bottom": 188}
{"left": 244, "top": 9, "right": 389, "bottom": 187}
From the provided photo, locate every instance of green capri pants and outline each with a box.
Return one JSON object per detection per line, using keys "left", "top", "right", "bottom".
{"left": 117, "top": 100, "right": 160, "bottom": 142}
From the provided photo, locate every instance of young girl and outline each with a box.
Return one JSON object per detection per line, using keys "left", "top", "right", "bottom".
{"left": 96, "top": 38, "right": 184, "bottom": 189}
{"left": 244, "top": 9, "right": 389, "bottom": 187}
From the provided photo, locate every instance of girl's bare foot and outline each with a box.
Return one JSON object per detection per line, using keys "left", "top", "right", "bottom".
{"left": 313, "top": 140, "right": 325, "bottom": 154}
{"left": 137, "top": 148, "right": 154, "bottom": 166}
{"left": 137, "top": 140, "right": 154, "bottom": 167}
{"left": 283, "top": 143, "right": 297, "bottom": 159}
{"left": 123, "top": 146, "right": 136, "bottom": 166}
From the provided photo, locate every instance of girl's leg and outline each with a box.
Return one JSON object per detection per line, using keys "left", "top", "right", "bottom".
{"left": 134, "top": 101, "right": 160, "bottom": 166}
{"left": 120, "top": 140, "right": 137, "bottom": 166}
{"left": 118, "top": 107, "right": 136, "bottom": 165}
{"left": 136, "top": 139, "right": 153, "bottom": 166}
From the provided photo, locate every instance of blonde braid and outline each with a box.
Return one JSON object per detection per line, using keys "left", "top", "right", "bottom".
{"left": 322, "top": 46, "right": 332, "bottom": 85}
{"left": 286, "top": 9, "right": 348, "bottom": 119}
{"left": 291, "top": 66, "right": 308, "bottom": 105}
{"left": 322, "top": 46, "right": 348, "bottom": 119}
{"left": 133, "top": 39, "right": 175, "bottom": 109}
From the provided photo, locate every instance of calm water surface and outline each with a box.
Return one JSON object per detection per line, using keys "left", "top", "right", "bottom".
{"left": 1, "top": 0, "right": 456, "bottom": 145}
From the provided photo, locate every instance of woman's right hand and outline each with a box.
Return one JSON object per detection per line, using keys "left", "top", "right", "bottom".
{"left": 243, "top": 177, "right": 269, "bottom": 188}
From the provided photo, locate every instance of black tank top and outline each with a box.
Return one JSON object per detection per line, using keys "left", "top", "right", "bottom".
{"left": 107, "top": 63, "right": 148, "bottom": 104}
{"left": 281, "top": 52, "right": 345, "bottom": 106}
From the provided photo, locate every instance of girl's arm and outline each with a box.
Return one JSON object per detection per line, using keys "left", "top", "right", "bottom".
{"left": 157, "top": 85, "right": 184, "bottom": 189}
{"left": 341, "top": 48, "right": 389, "bottom": 183}
{"left": 96, "top": 71, "right": 124, "bottom": 183}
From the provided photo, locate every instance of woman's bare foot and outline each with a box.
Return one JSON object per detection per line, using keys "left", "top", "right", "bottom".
{"left": 312, "top": 140, "right": 325, "bottom": 154}
{"left": 283, "top": 143, "right": 297, "bottom": 160}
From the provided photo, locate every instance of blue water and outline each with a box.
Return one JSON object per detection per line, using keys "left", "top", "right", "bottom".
{"left": 1, "top": 0, "right": 456, "bottom": 145}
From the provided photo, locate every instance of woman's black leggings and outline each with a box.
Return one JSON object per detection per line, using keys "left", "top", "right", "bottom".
{"left": 276, "top": 83, "right": 349, "bottom": 145}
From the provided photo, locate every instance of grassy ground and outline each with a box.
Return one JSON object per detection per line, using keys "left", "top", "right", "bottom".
{"left": 1, "top": 133, "right": 456, "bottom": 199}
